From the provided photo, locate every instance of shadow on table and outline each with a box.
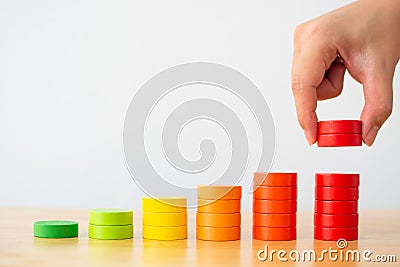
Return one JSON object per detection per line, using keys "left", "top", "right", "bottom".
{"left": 141, "top": 238, "right": 189, "bottom": 266}
{"left": 88, "top": 238, "right": 134, "bottom": 264}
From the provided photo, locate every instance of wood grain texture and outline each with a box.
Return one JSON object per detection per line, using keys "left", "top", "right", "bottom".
{"left": 0, "top": 208, "right": 399, "bottom": 266}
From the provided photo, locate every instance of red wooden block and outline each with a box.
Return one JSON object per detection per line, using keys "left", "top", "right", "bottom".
{"left": 315, "top": 200, "right": 358, "bottom": 214}
{"left": 253, "top": 213, "right": 297, "bottom": 227}
{"left": 315, "top": 173, "right": 360, "bottom": 187}
{"left": 315, "top": 187, "right": 359, "bottom": 201}
{"left": 318, "top": 133, "right": 362, "bottom": 147}
{"left": 253, "top": 186, "right": 297, "bottom": 200}
{"left": 253, "top": 173, "right": 297, "bottom": 187}
{"left": 253, "top": 226, "right": 296, "bottom": 241}
{"left": 253, "top": 199, "right": 297, "bottom": 214}
{"left": 314, "top": 226, "right": 358, "bottom": 241}
{"left": 314, "top": 213, "right": 358, "bottom": 228}
{"left": 318, "top": 120, "right": 361, "bottom": 134}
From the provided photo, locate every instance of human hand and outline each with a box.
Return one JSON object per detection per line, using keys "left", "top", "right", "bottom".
{"left": 291, "top": 0, "right": 400, "bottom": 146}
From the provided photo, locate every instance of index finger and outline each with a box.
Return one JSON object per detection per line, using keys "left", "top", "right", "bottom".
{"left": 291, "top": 42, "right": 336, "bottom": 145}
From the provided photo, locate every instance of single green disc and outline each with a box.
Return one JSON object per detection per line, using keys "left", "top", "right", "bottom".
{"left": 34, "top": 220, "right": 78, "bottom": 238}
{"left": 88, "top": 224, "right": 133, "bottom": 240}
{"left": 89, "top": 208, "right": 133, "bottom": 226}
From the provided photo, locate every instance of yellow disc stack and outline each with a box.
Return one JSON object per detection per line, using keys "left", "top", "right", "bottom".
{"left": 142, "top": 197, "right": 188, "bottom": 240}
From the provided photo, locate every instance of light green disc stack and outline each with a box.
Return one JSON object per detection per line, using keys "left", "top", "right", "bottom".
{"left": 88, "top": 208, "right": 133, "bottom": 240}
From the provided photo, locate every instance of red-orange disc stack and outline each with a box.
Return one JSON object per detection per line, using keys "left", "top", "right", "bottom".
{"left": 314, "top": 173, "right": 360, "bottom": 241}
{"left": 253, "top": 173, "right": 297, "bottom": 241}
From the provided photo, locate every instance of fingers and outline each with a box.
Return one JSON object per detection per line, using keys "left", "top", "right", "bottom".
{"left": 316, "top": 62, "right": 346, "bottom": 100}
{"left": 292, "top": 39, "right": 338, "bottom": 145}
{"left": 360, "top": 69, "right": 393, "bottom": 146}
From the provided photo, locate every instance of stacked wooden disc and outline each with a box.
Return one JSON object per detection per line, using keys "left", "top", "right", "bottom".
{"left": 314, "top": 173, "right": 359, "bottom": 241}
{"left": 196, "top": 185, "right": 242, "bottom": 241}
{"left": 142, "top": 197, "right": 188, "bottom": 240}
{"left": 88, "top": 209, "right": 133, "bottom": 240}
{"left": 253, "top": 173, "right": 297, "bottom": 241}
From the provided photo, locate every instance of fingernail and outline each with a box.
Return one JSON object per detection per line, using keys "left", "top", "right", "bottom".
{"left": 364, "top": 125, "right": 379, "bottom": 146}
{"left": 304, "top": 129, "right": 315, "bottom": 146}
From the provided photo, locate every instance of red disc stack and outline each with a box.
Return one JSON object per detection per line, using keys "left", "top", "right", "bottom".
{"left": 317, "top": 120, "right": 362, "bottom": 147}
{"left": 314, "top": 173, "right": 360, "bottom": 241}
{"left": 253, "top": 173, "right": 297, "bottom": 241}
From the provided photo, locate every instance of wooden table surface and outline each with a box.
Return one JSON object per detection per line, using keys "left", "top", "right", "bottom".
{"left": 0, "top": 208, "right": 399, "bottom": 267}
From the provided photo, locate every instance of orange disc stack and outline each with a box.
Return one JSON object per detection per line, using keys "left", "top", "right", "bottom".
{"left": 196, "top": 185, "right": 241, "bottom": 241}
{"left": 253, "top": 173, "right": 297, "bottom": 241}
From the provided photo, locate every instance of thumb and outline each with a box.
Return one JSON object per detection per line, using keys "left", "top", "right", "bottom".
{"left": 361, "top": 70, "right": 393, "bottom": 146}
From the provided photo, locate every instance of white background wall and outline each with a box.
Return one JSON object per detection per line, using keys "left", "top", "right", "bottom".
{"left": 1, "top": 0, "right": 399, "bottom": 211}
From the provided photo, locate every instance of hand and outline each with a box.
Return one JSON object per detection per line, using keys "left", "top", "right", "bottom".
{"left": 291, "top": 0, "right": 400, "bottom": 146}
